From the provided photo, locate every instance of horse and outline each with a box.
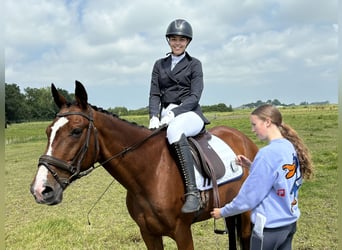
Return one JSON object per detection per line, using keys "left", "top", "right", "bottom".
{"left": 30, "top": 81, "right": 258, "bottom": 250}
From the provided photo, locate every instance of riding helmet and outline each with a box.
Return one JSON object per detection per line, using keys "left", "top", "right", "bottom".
{"left": 165, "top": 19, "right": 193, "bottom": 41}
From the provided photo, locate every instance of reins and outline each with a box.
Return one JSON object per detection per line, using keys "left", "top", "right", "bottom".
{"left": 99, "top": 124, "right": 167, "bottom": 166}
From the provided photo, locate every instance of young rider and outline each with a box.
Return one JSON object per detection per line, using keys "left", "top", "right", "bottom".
{"left": 148, "top": 19, "right": 209, "bottom": 213}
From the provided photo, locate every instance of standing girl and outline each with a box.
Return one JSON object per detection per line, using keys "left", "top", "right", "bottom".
{"left": 211, "top": 104, "right": 313, "bottom": 249}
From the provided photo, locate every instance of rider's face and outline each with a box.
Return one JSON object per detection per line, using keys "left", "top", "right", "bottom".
{"left": 168, "top": 35, "right": 189, "bottom": 56}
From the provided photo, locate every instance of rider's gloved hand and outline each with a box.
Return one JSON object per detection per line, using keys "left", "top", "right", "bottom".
{"left": 148, "top": 116, "right": 160, "bottom": 129}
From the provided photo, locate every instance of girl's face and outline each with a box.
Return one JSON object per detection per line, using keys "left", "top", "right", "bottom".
{"left": 168, "top": 35, "right": 189, "bottom": 56}
{"left": 250, "top": 114, "right": 270, "bottom": 141}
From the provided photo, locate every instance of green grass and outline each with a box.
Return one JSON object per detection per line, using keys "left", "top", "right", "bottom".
{"left": 5, "top": 105, "right": 337, "bottom": 249}
{"left": 5, "top": 121, "right": 50, "bottom": 145}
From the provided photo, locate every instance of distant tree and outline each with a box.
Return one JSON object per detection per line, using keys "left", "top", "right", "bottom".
{"left": 272, "top": 99, "right": 281, "bottom": 106}
{"left": 5, "top": 83, "right": 28, "bottom": 122}
{"left": 216, "top": 103, "right": 227, "bottom": 112}
{"left": 255, "top": 100, "right": 264, "bottom": 106}
{"left": 24, "top": 87, "right": 56, "bottom": 120}
{"left": 108, "top": 106, "right": 129, "bottom": 116}
{"left": 24, "top": 86, "right": 75, "bottom": 120}
{"left": 128, "top": 107, "right": 149, "bottom": 116}
{"left": 6, "top": 83, "right": 76, "bottom": 122}
{"left": 201, "top": 103, "right": 233, "bottom": 112}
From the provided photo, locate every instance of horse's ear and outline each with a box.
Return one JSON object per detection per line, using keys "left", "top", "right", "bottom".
{"left": 75, "top": 80, "right": 88, "bottom": 110}
{"left": 51, "top": 83, "right": 67, "bottom": 108}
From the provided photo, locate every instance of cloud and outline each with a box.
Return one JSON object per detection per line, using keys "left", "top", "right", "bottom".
{"left": 5, "top": 0, "right": 338, "bottom": 108}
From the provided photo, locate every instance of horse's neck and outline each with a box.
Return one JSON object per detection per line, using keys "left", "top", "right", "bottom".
{"left": 95, "top": 112, "right": 169, "bottom": 189}
{"left": 96, "top": 113, "right": 151, "bottom": 157}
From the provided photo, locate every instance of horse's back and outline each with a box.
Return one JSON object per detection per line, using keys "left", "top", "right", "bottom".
{"left": 209, "top": 125, "right": 258, "bottom": 159}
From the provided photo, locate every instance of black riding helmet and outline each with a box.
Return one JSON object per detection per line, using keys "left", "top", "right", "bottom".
{"left": 165, "top": 19, "right": 193, "bottom": 41}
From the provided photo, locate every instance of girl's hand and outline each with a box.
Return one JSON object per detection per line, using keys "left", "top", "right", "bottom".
{"left": 210, "top": 208, "right": 222, "bottom": 219}
{"left": 236, "top": 155, "right": 252, "bottom": 169}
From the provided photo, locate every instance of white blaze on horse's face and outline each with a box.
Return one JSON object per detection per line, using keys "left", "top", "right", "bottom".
{"left": 33, "top": 117, "right": 69, "bottom": 200}
{"left": 47, "top": 117, "right": 69, "bottom": 155}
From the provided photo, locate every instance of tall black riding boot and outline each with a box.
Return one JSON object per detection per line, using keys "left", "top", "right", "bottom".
{"left": 171, "top": 134, "right": 201, "bottom": 213}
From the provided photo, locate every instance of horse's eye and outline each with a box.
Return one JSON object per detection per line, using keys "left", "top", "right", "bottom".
{"left": 71, "top": 128, "right": 82, "bottom": 137}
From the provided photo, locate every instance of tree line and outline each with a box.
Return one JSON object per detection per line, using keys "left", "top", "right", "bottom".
{"left": 5, "top": 83, "right": 74, "bottom": 123}
{"left": 5, "top": 83, "right": 234, "bottom": 123}
{"left": 6, "top": 83, "right": 328, "bottom": 124}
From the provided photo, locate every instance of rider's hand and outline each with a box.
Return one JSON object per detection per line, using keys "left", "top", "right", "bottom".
{"left": 148, "top": 116, "right": 160, "bottom": 129}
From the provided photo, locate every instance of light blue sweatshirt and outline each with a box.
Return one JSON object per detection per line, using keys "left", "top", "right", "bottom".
{"left": 220, "top": 138, "right": 302, "bottom": 228}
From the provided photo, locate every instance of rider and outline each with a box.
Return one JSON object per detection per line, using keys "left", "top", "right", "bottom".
{"left": 148, "top": 19, "right": 209, "bottom": 213}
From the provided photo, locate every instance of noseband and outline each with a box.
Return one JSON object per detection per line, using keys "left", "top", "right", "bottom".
{"left": 38, "top": 107, "right": 99, "bottom": 189}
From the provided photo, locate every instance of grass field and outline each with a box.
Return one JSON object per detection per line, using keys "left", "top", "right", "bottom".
{"left": 5, "top": 105, "right": 337, "bottom": 249}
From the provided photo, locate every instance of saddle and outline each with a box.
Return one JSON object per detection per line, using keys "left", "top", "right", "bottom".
{"left": 188, "top": 130, "right": 226, "bottom": 208}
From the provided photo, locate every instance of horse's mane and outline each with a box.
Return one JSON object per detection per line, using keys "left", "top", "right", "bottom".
{"left": 89, "top": 104, "right": 147, "bottom": 129}
{"left": 61, "top": 100, "right": 147, "bottom": 129}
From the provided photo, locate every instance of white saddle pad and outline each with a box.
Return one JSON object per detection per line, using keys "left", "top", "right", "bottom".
{"left": 194, "top": 135, "right": 243, "bottom": 191}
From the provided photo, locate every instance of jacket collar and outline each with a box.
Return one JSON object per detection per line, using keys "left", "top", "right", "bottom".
{"left": 162, "top": 52, "right": 192, "bottom": 75}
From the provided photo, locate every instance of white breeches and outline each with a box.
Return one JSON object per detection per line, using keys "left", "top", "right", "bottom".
{"left": 161, "top": 104, "right": 204, "bottom": 144}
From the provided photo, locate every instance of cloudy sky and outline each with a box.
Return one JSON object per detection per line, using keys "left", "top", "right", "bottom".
{"left": 5, "top": 0, "right": 338, "bottom": 109}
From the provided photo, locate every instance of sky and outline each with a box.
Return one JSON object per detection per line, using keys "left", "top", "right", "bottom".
{"left": 5, "top": 0, "right": 338, "bottom": 109}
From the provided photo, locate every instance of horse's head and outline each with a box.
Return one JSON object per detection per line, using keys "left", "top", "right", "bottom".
{"left": 30, "top": 81, "right": 99, "bottom": 205}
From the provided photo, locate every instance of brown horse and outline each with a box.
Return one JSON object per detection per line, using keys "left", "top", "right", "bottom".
{"left": 30, "top": 81, "right": 258, "bottom": 250}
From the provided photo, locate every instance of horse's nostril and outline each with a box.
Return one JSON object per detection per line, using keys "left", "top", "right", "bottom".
{"left": 42, "top": 186, "right": 54, "bottom": 198}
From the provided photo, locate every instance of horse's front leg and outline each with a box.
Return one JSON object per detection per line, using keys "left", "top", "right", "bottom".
{"left": 140, "top": 230, "right": 164, "bottom": 250}
{"left": 174, "top": 223, "right": 195, "bottom": 250}
{"left": 126, "top": 193, "right": 165, "bottom": 249}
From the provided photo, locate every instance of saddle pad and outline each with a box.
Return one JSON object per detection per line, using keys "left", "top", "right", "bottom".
{"left": 194, "top": 135, "right": 243, "bottom": 191}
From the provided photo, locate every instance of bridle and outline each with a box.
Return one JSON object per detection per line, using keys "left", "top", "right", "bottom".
{"left": 38, "top": 107, "right": 99, "bottom": 189}
{"left": 37, "top": 106, "right": 165, "bottom": 190}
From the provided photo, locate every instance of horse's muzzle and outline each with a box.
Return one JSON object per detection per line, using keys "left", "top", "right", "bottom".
{"left": 30, "top": 182, "right": 63, "bottom": 206}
